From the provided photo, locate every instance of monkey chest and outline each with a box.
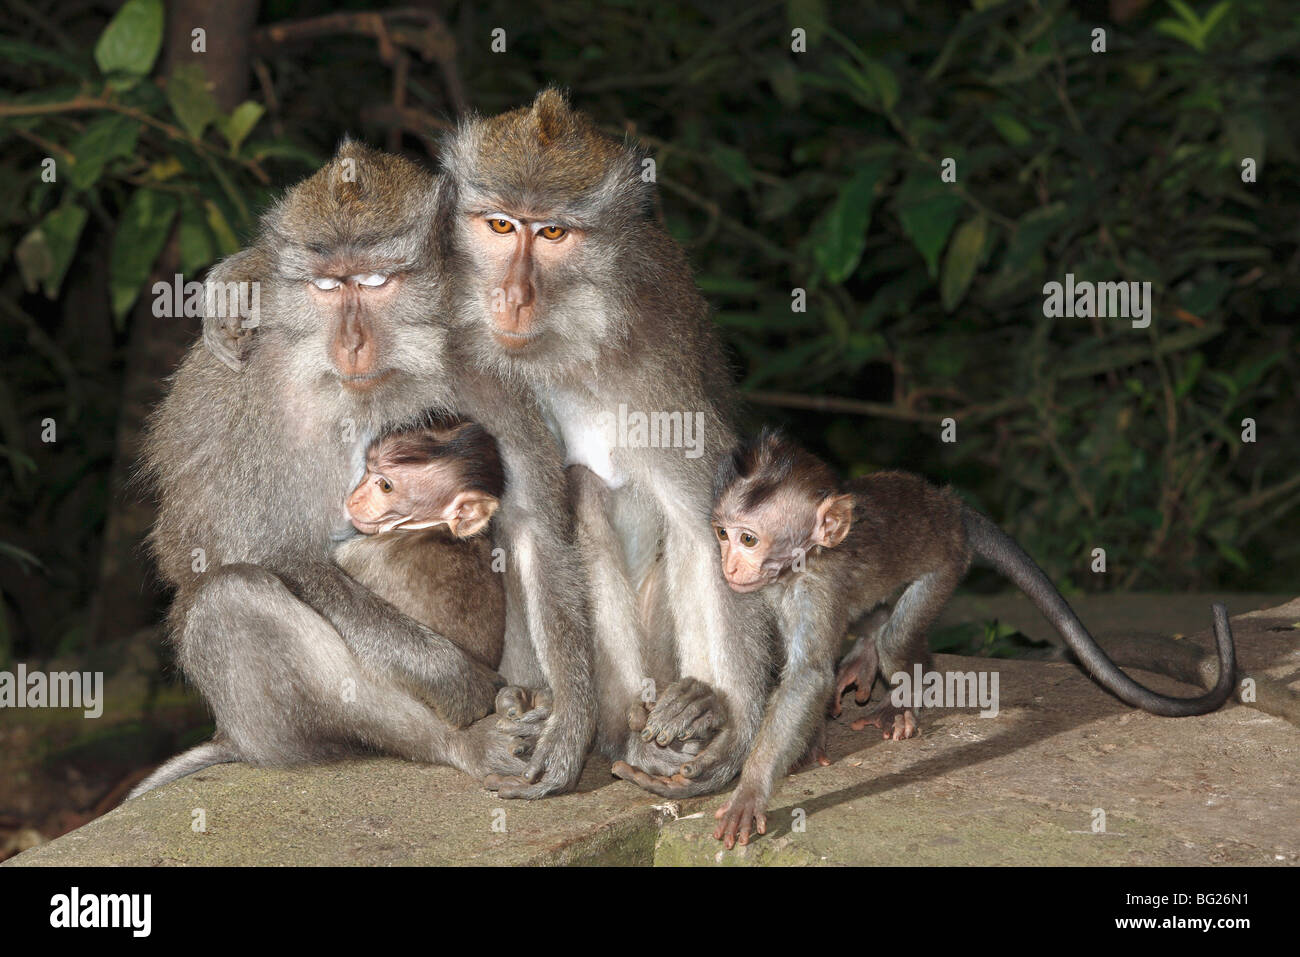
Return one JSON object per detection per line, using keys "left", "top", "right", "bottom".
{"left": 539, "top": 391, "right": 628, "bottom": 489}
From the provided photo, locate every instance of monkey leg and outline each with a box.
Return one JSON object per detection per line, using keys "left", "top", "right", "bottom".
{"left": 832, "top": 605, "right": 892, "bottom": 717}
{"left": 852, "top": 570, "right": 961, "bottom": 742}
{"left": 631, "top": 515, "right": 768, "bottom": 794}
{"left": 180, "top": 564, "right": 523, "bottom": 778}
{"left": 790, "top": 719, "right": 832, "bottom": 770}
{"left": 833, "top": 634, "right": 881, "bottom": 718}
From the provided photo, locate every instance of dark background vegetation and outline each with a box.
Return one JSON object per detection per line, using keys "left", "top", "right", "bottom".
{"left": 0, "top": 0, "right": 1296, "bottom": 841}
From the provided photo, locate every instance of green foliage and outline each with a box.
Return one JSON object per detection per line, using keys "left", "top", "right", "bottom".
{"left": 1, "top": 0, "right": 1297, "bottom": 660}
{"left": 0, "top": 0, "right": 316, "bottom": 656}
{"left": 455, "top": 0, "right": 1297, "bottom": 595}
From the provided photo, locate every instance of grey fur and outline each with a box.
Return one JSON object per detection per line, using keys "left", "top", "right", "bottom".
{"left": 131, "top": 143, "right": 593, "bottom": 800}
{"left": 439, "top": 91, "right": 771, "bottom": 796}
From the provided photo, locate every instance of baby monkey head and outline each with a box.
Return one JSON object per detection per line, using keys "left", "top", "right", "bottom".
{"left": 346, "top": 416, "right": 504, "bottom": 538}
{"left": 711, "top": 429, "right": 854, "bottom": 592}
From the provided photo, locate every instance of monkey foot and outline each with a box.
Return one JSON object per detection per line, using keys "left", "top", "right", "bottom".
{"left": 611, "top": 761, "right": 696, "bottom": 798}
{"left": 832, "top": 646, "right": 880, "bottom": 718}
{"left": 713, "top": 786, "right": 768, "bottom": 849}
{"left": 850, "top": 702, "right": 919, "bottom": 741}
{"left": 790, "top": 723, "right": 832, "bottom": 771}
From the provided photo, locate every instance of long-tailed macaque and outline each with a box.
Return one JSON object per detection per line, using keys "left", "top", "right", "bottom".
{"left": 706, "top": 429, "right": 1237, "bottom": 847}
{"left": 440, "top": 89, "right": 770, "bottom": 797}
{"left": 336, "top": 416, "right": 506, "bottom": 670}
{"left": 129, "top": 141, "right": 593, "bottom": 801}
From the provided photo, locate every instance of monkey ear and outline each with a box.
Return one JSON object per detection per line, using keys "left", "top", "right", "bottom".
{"left": 812, "top": 494, "right": 853, "bottom": 549}
{"left": 202, "top": 248, "right": 262, "bottom": 373}
{"left": 444, "top": 491, "right": 500, "bottom": 538}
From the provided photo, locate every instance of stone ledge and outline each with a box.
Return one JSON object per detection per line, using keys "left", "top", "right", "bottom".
{"left": 8, "top": 598, "right": 1297, "bottom": 866}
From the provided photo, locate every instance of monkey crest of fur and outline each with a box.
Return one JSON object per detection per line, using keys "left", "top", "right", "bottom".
{"left": 442, "top": 87, "right": 651, "bottom": 229}
{"left": 267, "top": 139, "right": 442, "bottom": 279}
{"left": 714, "top": 427, "right": 842, "bottom": 520}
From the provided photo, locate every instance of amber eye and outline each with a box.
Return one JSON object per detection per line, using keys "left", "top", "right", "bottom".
{"left": 715, "top": 526, "right": 728, "bottom": 541}
{"left": 740, "top": 532, "right": 758, "bottom": 548}
{"left": 488, "top": 218, "right": 515, "bottom": 234}
{"left": 378, "top": 478, "right": 393, "bottom": 493}
{"left": 538, "top": 225, "right": 567, "bottom": 240}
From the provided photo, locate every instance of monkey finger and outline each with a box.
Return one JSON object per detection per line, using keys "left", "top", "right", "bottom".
{"left": 678, "top": 730, "right": 734, "bottom": 782}
{"left": 483, "top": 773, "right": 526, "bottom": 792}
{"left": 643, "top": 677, "right": 705, "bottom": 725}
{"left": 678, "top": 708, "right": 724, "bottom": 744}
{"left": 643, "top": 680, "right": 714, "bottom": 742}
{"left": 495, "top": 706, "right": 552, "bottom": 738}
{"left": 658, "top": 695, "right": 718, "bottom": 744}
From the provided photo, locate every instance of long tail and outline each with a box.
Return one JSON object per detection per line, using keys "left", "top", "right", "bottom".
{"left": 963, "top": 508, "right": 1236, "bottom": 716}
{"left": 126, "top": 740, "right": 237, "bottom": 801}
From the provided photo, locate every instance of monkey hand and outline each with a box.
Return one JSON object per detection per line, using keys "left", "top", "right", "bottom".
{"left": 484, "top": 689, "right": 590, "bottom": 799}
{"left": 424, "top": 656, "right": 505, "bottom": 729}
{"left": 489, "top": 686, "right": 552, "bottom": 761}
{"left": 639, "top": 677, "right": 726, "bottom": 749}
{"left": 713, "top": 782, "right": 771, "bottom": 849}
{"left": 612, "top": 727, "right": 739, "bottom": 798}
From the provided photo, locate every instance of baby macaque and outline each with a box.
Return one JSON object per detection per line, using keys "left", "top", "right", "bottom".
{"left": 707, "top": 429, "right": 1235, "bottom": 848}
{"left": 335, "top": 416, "right": 506, "bottom": 669}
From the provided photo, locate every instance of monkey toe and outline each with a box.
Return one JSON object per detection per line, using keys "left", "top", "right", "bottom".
{"left": 611, "top": 761, "right": 694, "bottom": 798}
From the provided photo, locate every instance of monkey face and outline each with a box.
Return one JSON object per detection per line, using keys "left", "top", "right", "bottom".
{"left": 442, "top": 90, "right": 655, "bottom": 369}
{"left": 346, "top": 458, "right": 501, "bottom": 538}
{"left": 346, "top": 467, "right": 414, "bottom": 534}
{"left": 471, "top": 212, "right": 582, "bottom": 351}
{"left": 711, "top": 519, "right": 787, "bottom": 592}
{"left": 261, "top": 142, "right": 451, "bottom": 402}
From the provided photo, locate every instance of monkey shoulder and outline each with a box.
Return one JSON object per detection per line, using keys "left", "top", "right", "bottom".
{"left": 846, "top": 471, "right": 961, "bottom": 523}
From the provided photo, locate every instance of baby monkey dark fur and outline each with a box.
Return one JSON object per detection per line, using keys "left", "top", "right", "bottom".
{"left": 708, "top": 429, "right": 1237, "bottom": 849}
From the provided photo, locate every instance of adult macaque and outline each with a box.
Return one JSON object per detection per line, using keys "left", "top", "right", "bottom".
{"left": 130, "top": 141, "right": 593, "bottom": 801}
{"left": 707, "top": 429, "right": 1237, "bottom": 847}
{"left": 440, "top": 89, "right": 769, "bottom": 797}
{"left": 336, "top": 417, "right": 506, "bottom": 670}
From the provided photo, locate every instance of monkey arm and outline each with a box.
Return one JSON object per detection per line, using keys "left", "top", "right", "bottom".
{"left": 713, "top": 632, "right": 835, "bottom": 847}
{"left": 456, "top": 379, "right": 597, "bottom": 797}
{"left": 276, "top": 557, "right": 501, "bottom": 729}
{"left": 639, "top": 496, "right": 771, "bottom": 791}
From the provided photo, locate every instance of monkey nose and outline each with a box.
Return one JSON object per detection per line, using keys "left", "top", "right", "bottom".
{"left": 505, "top": 280, "right": 533, "bottom": 306}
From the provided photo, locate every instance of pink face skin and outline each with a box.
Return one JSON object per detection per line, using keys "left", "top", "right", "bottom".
{"left": 711, "top": 519, "right": 785, "bottom": 593}
{"left": 471, "top": 213, "right": 581, "bottom": 352}
{"left": 345, "top": 458, "right": 498, "bottom": 538}
{"left": 711, "top": 493, "right": 854, "bottom": 592}
{"left": 304, "top": 265, "right": 404, "bottom": 390}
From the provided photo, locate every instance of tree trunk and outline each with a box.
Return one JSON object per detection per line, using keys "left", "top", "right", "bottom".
{"left": 89, "top": 0, "right": 261, "bottom": 645}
